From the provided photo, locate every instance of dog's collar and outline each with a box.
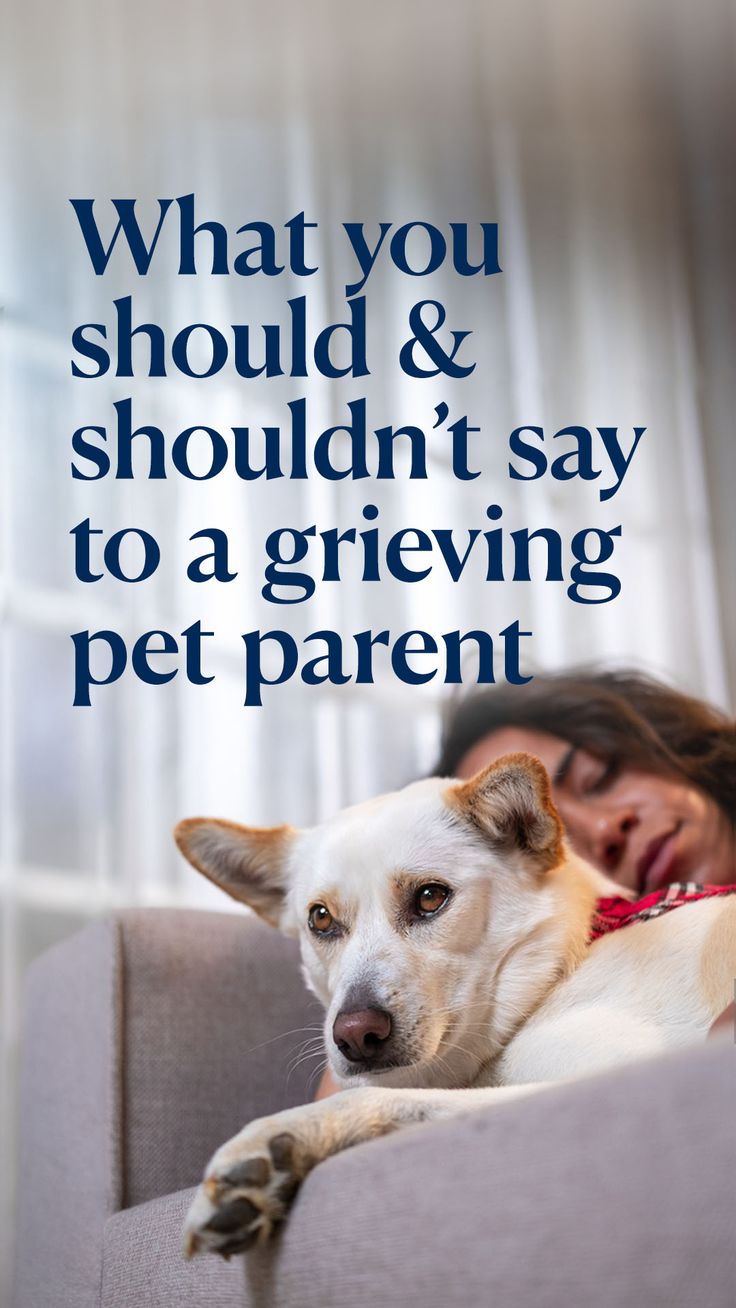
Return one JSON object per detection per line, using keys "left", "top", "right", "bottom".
{"left": 590, "top": 882, "right": 736, "bottom": 942}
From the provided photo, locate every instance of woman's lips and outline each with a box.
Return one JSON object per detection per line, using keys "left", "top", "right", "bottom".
{"left": 636, "top": 825, "right": 682, "bottom": 895}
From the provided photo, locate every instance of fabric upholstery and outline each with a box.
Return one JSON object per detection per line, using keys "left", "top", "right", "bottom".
{"left": 102, "top": 1190, "right": 244, "bottom": 1308}
{"left": 14, "top": 917, "right": 124, "bottom": 1308}
{"left": 119, "top": 909, "right": 321, "bottom": 1206}
{"left": 15, "top": 909, "right": 736, "bottom": 1308}
{"left": 13, "top": 909, "right": 320, "bottom": 1308}
{"left": 102, "top": 1043, "right": 736, "bottom": 1308}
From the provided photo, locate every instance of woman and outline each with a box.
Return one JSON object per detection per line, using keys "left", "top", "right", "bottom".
{"left": 316, "top": 669, "right": 735, "bottom": 1096}
{"left": 435, "top": 669, "right": 736, "bottom": 894}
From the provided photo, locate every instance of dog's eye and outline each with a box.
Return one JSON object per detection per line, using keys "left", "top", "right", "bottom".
{"left": 414, "top": 883, "right": 451, "bottom": 917}
{"left": 308, "top": 903, "right": 335, "bottom": 935}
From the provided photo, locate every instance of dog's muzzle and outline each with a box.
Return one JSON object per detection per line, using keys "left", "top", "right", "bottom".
{"left": 332, "top": 1006, "right": 393, "bottom": 1067}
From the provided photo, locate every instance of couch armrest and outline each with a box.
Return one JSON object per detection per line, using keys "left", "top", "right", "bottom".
{"left": 14, "top": 908, "right": 320, "bottom": 1308}
{"left": 101, "top": 1045, "right": 736, "bottom": 1308}
{"left": 114, "top": 910, "right": 320, "bottom": 1206}
{"left": 15, "top": 916, "right": 124, "bottom": 1308}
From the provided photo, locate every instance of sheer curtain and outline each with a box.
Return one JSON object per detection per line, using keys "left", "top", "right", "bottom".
{"left": 1, "top": 0, "right": 735, "bottom": 1292}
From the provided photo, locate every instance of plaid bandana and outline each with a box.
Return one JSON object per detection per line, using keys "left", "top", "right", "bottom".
{"left": 590, "top": 882, "right": 736, "bottom": 943}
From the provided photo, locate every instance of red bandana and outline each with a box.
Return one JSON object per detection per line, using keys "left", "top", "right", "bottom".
{"left": 590, "top": 882, "right": 736, "bottom": 943}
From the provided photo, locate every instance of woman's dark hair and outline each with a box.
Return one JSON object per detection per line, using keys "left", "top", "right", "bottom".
{"left": 435, "top": 669, "right": 736, "bottom": 823}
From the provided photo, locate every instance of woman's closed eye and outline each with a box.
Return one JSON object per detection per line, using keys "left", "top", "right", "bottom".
{"left": 555, "top": 747, "right": 618, "bottom": 797}
{"left": 584, "top": 756, "right": 618, "bottom": 794}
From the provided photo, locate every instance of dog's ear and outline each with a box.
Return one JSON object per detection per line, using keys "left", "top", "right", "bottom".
{"left": 174, "top": 818, "right": 296, "bottom": 926}
{"left": 447, "top": 752, "right": 563, "bottom": 873}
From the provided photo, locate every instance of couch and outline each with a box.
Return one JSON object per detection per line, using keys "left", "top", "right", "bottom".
{"left": 14, "top": 908, "right": 736, "bottom": 1307}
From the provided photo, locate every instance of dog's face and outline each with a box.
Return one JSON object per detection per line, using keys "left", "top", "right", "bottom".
{"left": 176, "top": 753, "right": 566, "bottom": 1089}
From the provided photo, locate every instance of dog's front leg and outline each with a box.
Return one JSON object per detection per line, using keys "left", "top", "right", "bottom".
{"left": 183, "top": 1082, "right": 541, "bottom": 1258}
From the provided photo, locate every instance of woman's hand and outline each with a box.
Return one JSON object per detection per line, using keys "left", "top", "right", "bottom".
{"left": 707, "top": 1002, "right": 735, "bottom": 1040}
{"left": 314, "top": 1067, "right": 340, "bottom": 1100}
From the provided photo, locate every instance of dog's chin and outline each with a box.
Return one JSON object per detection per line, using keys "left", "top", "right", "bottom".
{"left": 330, "top": 1046, "right": 473, "bottom": 1091}
{"left": 332, "top": 1058, "right": 419, "bottom": 1089}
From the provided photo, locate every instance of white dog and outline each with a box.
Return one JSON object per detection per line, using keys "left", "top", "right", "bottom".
{"left": 175, "top": 753, "right": 736, "bottom": 1258}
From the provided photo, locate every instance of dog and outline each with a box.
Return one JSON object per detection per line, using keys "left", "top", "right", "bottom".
{"left": 175, "top": 752, "right": 736, "bottom": 1258}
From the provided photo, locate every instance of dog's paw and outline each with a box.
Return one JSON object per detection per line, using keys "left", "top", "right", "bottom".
{"left": 182, "top": 1117, "right": 312, "bottom": 1259}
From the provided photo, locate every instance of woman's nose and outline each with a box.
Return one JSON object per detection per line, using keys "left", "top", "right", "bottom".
{"left": 590, "top": 808, "right": 638, "bottom": 872}
{"left": 560, "top": 802, "right": 638, "bottom": 873}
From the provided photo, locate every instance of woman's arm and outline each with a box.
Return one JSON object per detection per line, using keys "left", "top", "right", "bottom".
{"left": 314, "top": 1066, "right": 340, "bottom": 1099}
{"left": 708, "top": 1002, "right": 735, "bottom": 1040}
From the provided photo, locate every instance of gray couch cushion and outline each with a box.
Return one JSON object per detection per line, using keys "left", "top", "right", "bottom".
{"left": 102, "top": 1190, "right": 244, "bottom": 1308}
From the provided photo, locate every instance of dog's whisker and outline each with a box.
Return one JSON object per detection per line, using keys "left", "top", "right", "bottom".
{"left": 285, "top": 1061, "right": 323, "bottom": 1088}
{"left": 283, "top": 1041, "right": 324, "bottom": 1072}
{"left": 288, "top": 1035, "right": 325, "bottom": 1054}
{"left": 286, "top": 1049, "right": 326, "bottom": 1075}
{"left": 285, "top": 1047, "right": 328, "bottom": 1087}
{"left": 247, "top": 1024, "right": 325, "bottom": 1056}
{"left": 305, "top": 1058, "right": 329, "bottom": 1096}
{"left": 285, "top": 1041, "right": 326, "bottom": 1073}
{"left": 290, "top": 1035, "right": 326, "bottom": 1051}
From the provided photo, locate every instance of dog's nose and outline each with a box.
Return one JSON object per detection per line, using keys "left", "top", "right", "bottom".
{"left": 332, "top": 1007, "right": 392, "bottom": 1063}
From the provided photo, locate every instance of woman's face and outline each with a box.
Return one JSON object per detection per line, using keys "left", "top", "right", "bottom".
{"left": 457, "top": 728, "right": 735, "bottom": 893}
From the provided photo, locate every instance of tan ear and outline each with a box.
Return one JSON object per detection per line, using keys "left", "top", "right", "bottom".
{"left": 174, "top": 818, "right": 296, "bottom": 926}
{"left": 446, "top": 752, "right": 563, "bottom": 873}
